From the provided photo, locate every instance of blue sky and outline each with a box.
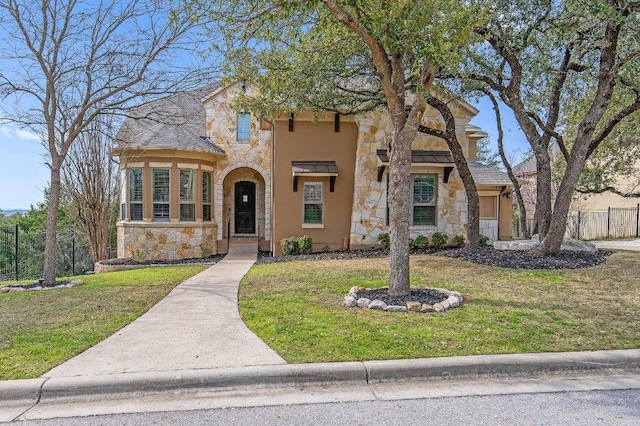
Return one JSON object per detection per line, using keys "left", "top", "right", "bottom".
{"left": 0, "top": 124, "right": 49, "bottom": 210}
{"left": 0, "top": 98, "right": 531, "bottom": 210}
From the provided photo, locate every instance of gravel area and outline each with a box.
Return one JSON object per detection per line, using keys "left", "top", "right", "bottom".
{"left": 258, "top": 246, "right": 612, "bottom": 270}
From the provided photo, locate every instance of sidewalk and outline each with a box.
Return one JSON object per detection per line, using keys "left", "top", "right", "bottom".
{"left": 43, "top": 252, "right": 285, "bottom": 378}
{"left": 593, "top": 238, "right": 640, "bottom": 251}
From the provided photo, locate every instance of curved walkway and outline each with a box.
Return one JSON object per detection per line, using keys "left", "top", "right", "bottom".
{"left": 43, "top": 253, "right": 285, "bottom": 378}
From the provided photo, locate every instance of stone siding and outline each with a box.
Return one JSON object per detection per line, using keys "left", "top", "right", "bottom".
{"left": 349, "top": 109, "right": 471, "bottom": 248}
{"left": 203, "top": 85, "right": 272, "bottom": 242}
{"left": 117, "top": 222, "right": 218, "bottom": 261}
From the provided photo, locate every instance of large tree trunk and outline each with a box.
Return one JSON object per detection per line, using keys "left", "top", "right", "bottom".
{"left": 533, "top": 144, "right": 590, "bottom": 255}
{"left": 387, "top": 125, "right": 413, "bottom": 296}
{"left": 533, "top": 148, "right": 553, "bottom": 238}
{"left": 422, "top": 97, "right": 480, "bottom": 246}
{"left": 43, "top": 160, "right": 61, "bottom": 285}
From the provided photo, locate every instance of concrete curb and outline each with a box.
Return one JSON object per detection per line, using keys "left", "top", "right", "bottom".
{"left": 39, "top": 362, "right": 367, "bottom": 401}
{"left": 363, "top": 349, "right": 640, "bottom": 382}
{"left": 2, "top": 349, "right": 640, "bottom": 414}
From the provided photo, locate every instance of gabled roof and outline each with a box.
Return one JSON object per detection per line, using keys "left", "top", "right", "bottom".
{"left": 468, "top": 161, "right": 513, "bottom": 186}
{"left": 512, "top": 155, "right": 536, "bottom": 176}
{"left": 114, "top": 84, "right": 225, "bottom": 155}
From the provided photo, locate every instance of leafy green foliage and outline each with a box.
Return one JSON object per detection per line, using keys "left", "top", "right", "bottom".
{"left": 377, "top": 233, "right": 390, "bottom": 252}
{"left": 281, "top": 236, "right": 313, "bottom": 255}
{"left": 431, "top": 232, "right": 448, "bottom": 250}
{"left": 479, "top": 234, "right": 489, "bottom": 247}
{"left": 410, "top": 235, "right": 430, "bottom": 250}
{"left": 452, "top": 234, "right": 465, "bottom": 247}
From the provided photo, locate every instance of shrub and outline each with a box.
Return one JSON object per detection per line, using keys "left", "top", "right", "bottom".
{"left": 452, "top": 234, "right": 465, "bottom": 248}
{"left": 281, "top": 237, "right": 300, "bottom": 255}
{"left": 281, "top": 235, "right": 314, "bottom": 255}
{"left": 297, "top": 235, "right": 313, "bottom": 254}
{"left": 411, "top": 235, "right": 430, "bottom": 250}
{"left": 431, "top": 232, "right": 448, "bottom": 250}
{"left": 378, "top": 233, "right": 390, "bottom": 252}
{"left": 479, "top": 234, "right": 489, "bottom": 247}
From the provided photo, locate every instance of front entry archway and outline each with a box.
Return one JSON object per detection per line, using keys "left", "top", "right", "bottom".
{"left": 235, "top": 181, "right": 256, "bottom": 234}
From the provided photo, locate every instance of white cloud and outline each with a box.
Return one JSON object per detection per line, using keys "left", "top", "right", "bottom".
{"left": 15, "top": 128, "right": 41, "bottom": 141}
{"left": 0, "top": 125, "right": 11, "bottom": 138}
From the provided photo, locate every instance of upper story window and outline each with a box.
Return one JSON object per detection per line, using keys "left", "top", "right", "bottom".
{"left": 303, "top": 182, "right": 323, "bottom": 225}
{"left": 129, "top": 168, "right": 143, "bottom": 221}
{"left": 412, "top": 174, "right": 437, "bottom": 226}
{"left": 202, "top": 171, "right": 212, "bottom": 221}
{"left": 152, "top": 168, "right": 170, "bottom": 221}
{"left": 237, "top": 113, "right": 250, "bottom": 141}
{"left": 179, "top": 169, "right": 195, "bottom": 221}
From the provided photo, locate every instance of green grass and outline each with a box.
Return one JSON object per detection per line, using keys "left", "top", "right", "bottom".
{"left": 0, "top": 265, "right": 206, "bottom": 380}
{"left": 238, "top": 251, "right": 640, "bottom": 363}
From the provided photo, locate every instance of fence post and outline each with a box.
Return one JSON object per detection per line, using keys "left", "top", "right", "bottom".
{"left": 636, "top": 203, "right": 639, "bottom": 238}
{"left": 72, "top": 238, "right": 76, "bottom": 276}
{"left": 577, "top": 211, "right": 581, "bottom": 240}
{"left": 607, "top": 207, "right": 611, "bottom": 239}
{"left": 14, "top": 225, "right": 19, "bottom": 281}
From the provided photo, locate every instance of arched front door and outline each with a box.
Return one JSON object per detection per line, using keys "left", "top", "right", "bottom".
{"left": 235, "top": 181, "right": 256, "bottom": 234}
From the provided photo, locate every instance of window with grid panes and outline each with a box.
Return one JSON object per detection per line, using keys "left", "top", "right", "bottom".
{"left": 152, "top": 169, "right": 170, "bottom": 221}
{"left": 179, "top": 169, "right": 195, "bottom": 221}
{"left": 129, "top": 168, "right": 143, "bottom": 220}
{"left": 412, "top": 174, "right": 437, "bottom": 225}
{"left": 202, "top": 171, "right": 212, "bottom": 221}
{"left": 303, "top": 182, "right": 323, "bottom": 224}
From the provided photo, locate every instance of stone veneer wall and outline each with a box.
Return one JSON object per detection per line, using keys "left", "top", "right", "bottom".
{"left": 117, "top": 222, "right": 218, "bottom": 261}
{"left": 349, "top": 109, "right": 472, "bottom": 248}
{"left": 202, "top": 85, "right": 272, "bottom": 242}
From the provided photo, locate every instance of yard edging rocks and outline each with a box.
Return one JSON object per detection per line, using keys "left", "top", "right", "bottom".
{"left": 344, "top": 285, "right": 463, "bottom": 313}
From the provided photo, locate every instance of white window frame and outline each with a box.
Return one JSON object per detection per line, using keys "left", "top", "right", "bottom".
{"left": 302, "top": 181, "right": 324, "bottom": 228}
{"left": 202, "top": 171, "right": 212, "bottom": 221}
{"left": 128, "top": 168, "right": 143, "bottom": 221}
{"left": 152, "top": 168, "right": 171, "bottom": 221}
{"left": 179, "top": 169, "right": 196, "bottom": 221}
{"left": 411, "top": 174, "right": 437, "bottom": 226}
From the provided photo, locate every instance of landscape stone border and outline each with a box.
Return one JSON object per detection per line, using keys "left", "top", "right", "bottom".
{"left": 0, "top": 280, "right": 83, "bottom": 293}
{"left": 344, "top": 285, "right": 464, "bottom": 313}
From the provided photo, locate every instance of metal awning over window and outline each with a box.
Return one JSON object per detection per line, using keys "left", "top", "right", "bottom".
{"left": 292, "top": 161, "right": 338, "bottom": 192}
{"left": 376, "top": 149, "right": 455, "bottom": 183}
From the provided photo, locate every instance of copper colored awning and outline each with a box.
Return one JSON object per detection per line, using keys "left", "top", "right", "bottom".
{"left": 376, "top": 149, "right": 454, "bottom": 165}
{"left": 292, "top": 161, "right": 339, "bottom": 176}
{"left": 292, "top": 161, "right": 338, "bottom": 192}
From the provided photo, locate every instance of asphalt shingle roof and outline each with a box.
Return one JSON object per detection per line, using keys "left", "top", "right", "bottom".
{"left": 114, "top": 84, "right": 225, "bottom": 155}
{"left": 468, "top": 161, "right": 513, "bottom": 185}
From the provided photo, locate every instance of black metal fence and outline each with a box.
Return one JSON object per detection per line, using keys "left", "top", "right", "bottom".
{"left": 0, "top": 225, "right": 99, "bottom": 282}
{"left": 567, "top": 204, "right": 640, "bottom": 241}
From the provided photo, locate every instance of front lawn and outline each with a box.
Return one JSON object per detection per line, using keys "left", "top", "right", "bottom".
{"left": 0, "top": 265, "right": 206, "bottom": 380}
{"left": 238, "top": 251, "right": 640, "bottom": 363}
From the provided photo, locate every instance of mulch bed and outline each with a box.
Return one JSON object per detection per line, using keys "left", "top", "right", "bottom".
{"left": 98, "top": 254, "right": 226, "bottom": 266}
{"left": 257, "top": 246, "right": 612, "bottom": 270}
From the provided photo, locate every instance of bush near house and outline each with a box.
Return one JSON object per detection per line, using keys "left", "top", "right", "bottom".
{"left": 410, "top": 235, "right": 430, "bottom": 250}
{"left": 281, "top": 235, "right": 314, "bottom": 255}
{"left": 377, "top": 233, "right": 390, "bottom": 252}
{"left": 452, "top": 234, "right": 465, "bottom": 247}
{"left": 479, "top": 234, "right": 489, "bottom": 247}
{"left": 431, "top": 232, "right": 448, "bottom": 250}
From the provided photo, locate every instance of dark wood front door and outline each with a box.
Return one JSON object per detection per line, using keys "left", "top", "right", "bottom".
{"left": 235, "top": 181, "right": 255, "bottom": 234}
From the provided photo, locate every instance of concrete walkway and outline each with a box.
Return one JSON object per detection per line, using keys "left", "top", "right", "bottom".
{"left": 593, "top": 238, "right": 640, "bottom": 252}
{"left": 43, "top": 253, "right": 285, "bottom": 378}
